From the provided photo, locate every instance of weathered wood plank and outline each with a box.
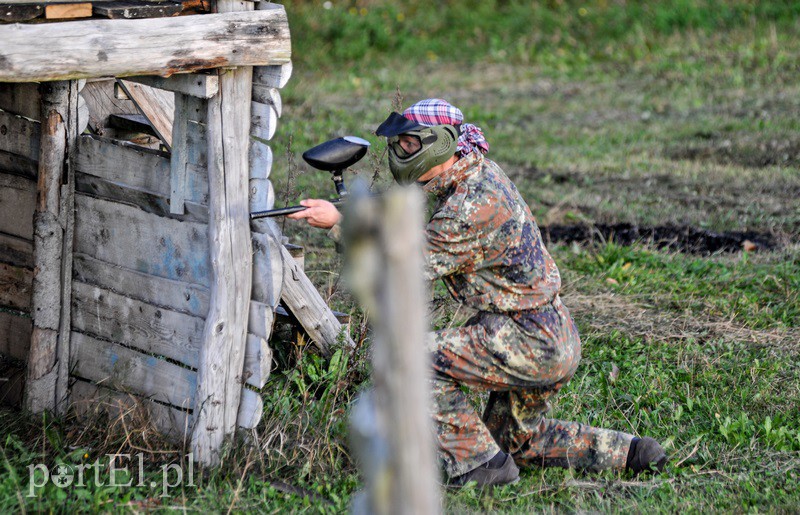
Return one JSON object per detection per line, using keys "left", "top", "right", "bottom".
{"left": 252, "top": 86, "right": 282, "bottom": 118}
{"left": 71, "top": 280, "right": 205, "bottom": 370}
{"left": 192, "top": 0, "right": 256, "bottom": 465}
{"left": 0, "top": 3, "right": 43, "bottom": 22}
{"left": 74, "top": 193, "right": 211, "bottom": 286}
{"left": 117, "top": 80, "right": 175, "bottom": 149}
{"left": 127, "top": 74, "right": 219, "bottom": 99}
{"left": 250, "top": 101, "right": 277, "bottom": 141}
{"left": 0, "top": 9, "right": 291, "bottom": 82}
{"left": 243, "top": 334, "right": 270, "bottom": 390}
{"left": 248, "top": 139, "right": 272, "bottom": 180}
{"left": 0, "top": 171, "right": 36, "bottom": 241}
{"left": 0, "top": 262, "right": 32, "bottom": 312}
{"left": 251, "top": 230, "right": 283, "bottom": 308}
{"left": 280, "top": 244, "right": 354, "bottom": 356}
{"left": 0, "top": 109, "right": 40, "bottom": 161}
{"left": 170, "top": 93, "right": 190, "bottom": 214}
{"left": 75, "top": 172, "right": 209, "bottom": 224}
{"left": 94, "top": 1, "right": 182, "bottom": 19}
{"left": 80, "top": 79, "right": 138, "bottom": 134}
{"left": 0, "top": 82, "right": 40, "bottom": 121}
{"left": 236, "top": 387, "right": 262, "bottom": 429}
{"left": 253, "top": 62, "right": 293, "bottom": 89}
{"left": 70, "top": 331, "right": 196, "bottom": 409}
{"left": 71, "top": 379, "right": 192, "bottom": 442}
{"left": 0, "top": 150, "right": 37, "bottom": 179}
{"left": 72, "top": 252, "right": 209, "bottom": 317}
{"left": 45, "top": 2, "right": 92, "bottom": 19}
{"left": 107, "top": 114, "right": 159, "bottom": 137}
{"left": 0, "top": 231, "right": 33, "bottom": 268}
{"left": 74, "top": 135, "right": 209, "bottom": 206}
{"left": 0, "top": 310, "right": 30, "bottom": 361}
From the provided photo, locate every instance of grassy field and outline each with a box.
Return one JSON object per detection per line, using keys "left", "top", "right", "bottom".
{"left": 3, "top": 1, "right": 799, "bottom": 512}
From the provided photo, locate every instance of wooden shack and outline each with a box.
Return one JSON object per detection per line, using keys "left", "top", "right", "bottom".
{"left": 0, "top": 0, "right": 349, "bottom": 465}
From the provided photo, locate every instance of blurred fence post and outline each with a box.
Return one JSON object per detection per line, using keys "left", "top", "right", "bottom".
{"left": 345, "top": 183, "right": 440, "bottom": 515}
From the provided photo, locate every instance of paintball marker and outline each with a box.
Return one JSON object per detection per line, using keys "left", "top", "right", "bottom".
{"left": 250, "top": 136, "right": 371, "bottom": 219}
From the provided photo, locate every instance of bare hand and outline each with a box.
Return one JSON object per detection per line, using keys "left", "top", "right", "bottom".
{"left": 287, "top": 199, "right": 342, "bottom": 229}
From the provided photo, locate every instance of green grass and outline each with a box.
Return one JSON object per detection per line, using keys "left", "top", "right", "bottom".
{"left": 3, "top": 0, "right": 800, "bottom": 512}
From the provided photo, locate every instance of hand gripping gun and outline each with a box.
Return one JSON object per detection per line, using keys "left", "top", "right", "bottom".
{"left": 249, "top": 136, "right": 371, "bottom": 219}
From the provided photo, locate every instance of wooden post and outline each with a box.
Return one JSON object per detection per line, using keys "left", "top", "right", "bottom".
{"left": 25, "top": 81, "right": 77, "bottom": 414}
{"left": 191, "top": 0, "right": 255, "bottom": 466}
{"left": 346, "top": 185, "right": 440, "bottom": 515}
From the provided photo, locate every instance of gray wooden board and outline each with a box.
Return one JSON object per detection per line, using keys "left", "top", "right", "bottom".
{"left": 0, "top": 309, "right": 30, "bottom": 361}
{"left": 0, "top": 109, "right": 40, "bottom": 162}
{"left": 80, "top": 80, "right": 138, "bottom": 133}
{"left": 70, "top": 379, "right": 192, "bottom": 442}
{"left": 0, "top": 149, "right": 37, "bottom": 179}
{"left": 72, "top": 253, "right": 272, "bottom": 388}
{"left": 0, "top": 173, "right": 35, "bottom": 240}
{"left": 75, "top": 172, "right": 209, "bottom": 224}
{"left": 0, "top": 262, "right": 32, "bottom": 312}
{"left": 72, "top": 252, "right": 209, "bottom": 318}
{"left": 74, "top": 193, "right": 211, "bottom": 286}
{"left": 0, "top": 231, "right": 33, "bottom": 268}
{"left": 252, "top": 62, "right": 293, "bottom": 89}
{"left": 251, "top": 85, "right": 281, "bottom": 117}
{"left": 74, "top": 135, "right": 209, "bottom": 206}
{"left": 70, "top": 331, "right": 196, "bottom": 409}
{"left": 0, "top": 82, "right": 41, "bottom": 120}
{"left": 126, "top": 74, "right": 219, "bottom": 99}
{"left": 71, "top": 280, "right": 205, "bottom": 370}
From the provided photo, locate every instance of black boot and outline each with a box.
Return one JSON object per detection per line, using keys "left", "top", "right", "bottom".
{"left": 626, "top": 437, "right": 667, "bottom": 474}
{"left": 448, "top": 452, "right": 520, "bottom": 488}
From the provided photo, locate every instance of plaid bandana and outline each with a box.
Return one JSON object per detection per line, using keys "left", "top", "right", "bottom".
{"left": 403, "top": 98, "right": 489, "bottom": 157}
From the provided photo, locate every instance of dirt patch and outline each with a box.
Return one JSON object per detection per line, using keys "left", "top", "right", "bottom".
{"left": 541, "top": 222, "right": 779, "bottom": 254}
{"left": 666, "top": 135, "right": 800, "bottom": 168}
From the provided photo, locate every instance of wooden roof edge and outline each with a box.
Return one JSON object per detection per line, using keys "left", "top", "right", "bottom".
{"left": 0, "top": 8, "right": 290, "bottom": 83}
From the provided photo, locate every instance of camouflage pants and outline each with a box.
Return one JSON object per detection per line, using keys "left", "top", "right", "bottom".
{"left": 430, "top": 297, "right": 634, "bottom": 477}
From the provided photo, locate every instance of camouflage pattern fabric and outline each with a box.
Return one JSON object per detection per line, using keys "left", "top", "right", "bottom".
{"left": 423, "top": 153, "right": 634, "bottom": 477}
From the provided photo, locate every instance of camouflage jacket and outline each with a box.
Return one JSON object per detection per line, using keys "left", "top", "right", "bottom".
{"left": 422, "top": 152, "right": 561, "bottom": 313}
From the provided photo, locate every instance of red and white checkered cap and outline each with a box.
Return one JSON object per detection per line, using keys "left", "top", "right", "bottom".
{"left": 403, "top": 98, "right": 489, "bottom": 156}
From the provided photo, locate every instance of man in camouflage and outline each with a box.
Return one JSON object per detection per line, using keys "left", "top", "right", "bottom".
{"left": 290, "top": 99, "right": 667, "bottom": 487}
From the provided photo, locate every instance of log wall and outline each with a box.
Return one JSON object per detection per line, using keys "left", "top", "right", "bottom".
{"left": 0, "top": 83, "right": 38, "bottom": 406}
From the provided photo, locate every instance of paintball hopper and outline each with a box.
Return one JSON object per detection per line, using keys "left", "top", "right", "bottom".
{"left": 250, "top": 136, "right": 370, "bottom": 219}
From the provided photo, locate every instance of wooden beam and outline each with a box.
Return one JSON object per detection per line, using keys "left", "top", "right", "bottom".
{"left": 80, "top": 79, "right": 138, "bottom": 134}
{"left": 280, "top": 244, "right": 355, "bottom": 356}
{"left": 93, "top": 1, "right": 182, "bottom": 19}
{"left": 191, "top": 0, "right": 255, "bottom": 461}
{"left": 116, "top": 80, "right": 175, "bottom": 149}
{"left": 126, "top": 74, "right": 219, "bottom": 99}
{"left": 26, "top": 81, "right": 76, "bottom": 414}
{"left": 45, "top": 2, "right": 92, "bottom": 19}
{"left": 0, "top": 9, "right": 291, "bottom": 82}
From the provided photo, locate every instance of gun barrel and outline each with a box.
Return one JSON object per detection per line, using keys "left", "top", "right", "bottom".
{"left": 250, "top": 198, "right": 346, "bottom": 219}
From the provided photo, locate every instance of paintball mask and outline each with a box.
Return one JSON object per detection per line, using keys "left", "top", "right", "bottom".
{"left": 376, "top": 112, "right": 459, "bottom": 184}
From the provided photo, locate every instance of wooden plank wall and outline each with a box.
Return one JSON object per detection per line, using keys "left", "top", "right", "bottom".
{"left": 68, "top": 69, "right": 286, "bottom": 437}
{"left": 0, "top": 83, "right": 38, "bottom": 406}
